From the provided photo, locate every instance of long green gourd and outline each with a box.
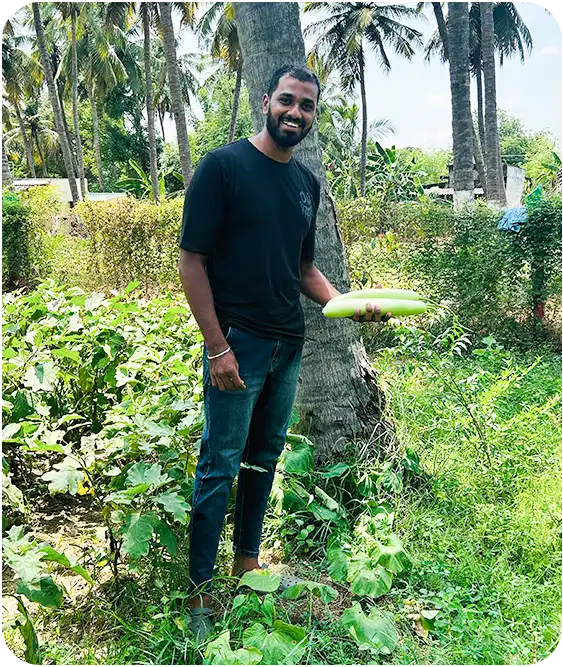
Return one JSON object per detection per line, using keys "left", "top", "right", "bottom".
{"left": 330, "top": 288, "right": 421, "bottom": 302}
{"left": 322, "top": 298, "right": 426, "bottom": 318}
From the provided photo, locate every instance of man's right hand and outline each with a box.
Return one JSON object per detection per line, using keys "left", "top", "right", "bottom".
{"left": 209, "top": 350, "right": 246, "bottom": 391}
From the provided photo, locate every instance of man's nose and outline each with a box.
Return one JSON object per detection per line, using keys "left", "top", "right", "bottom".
{"left": 287, "top": 104, "right": 303, "bottom": 121}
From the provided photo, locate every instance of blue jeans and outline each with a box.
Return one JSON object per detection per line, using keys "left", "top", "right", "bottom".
{"left": 188, "top": 326, "right": 303, "bottom": 592}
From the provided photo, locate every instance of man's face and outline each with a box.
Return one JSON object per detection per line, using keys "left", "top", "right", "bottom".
{"left": 263, "top": 74, "right": 318, "bottom": 148}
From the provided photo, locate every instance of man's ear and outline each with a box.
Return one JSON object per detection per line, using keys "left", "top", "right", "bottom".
{"left": 261, "top": 93, "right": 269, "bottom": 116}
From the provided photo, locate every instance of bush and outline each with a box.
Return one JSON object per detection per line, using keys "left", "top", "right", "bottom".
{"left": 20, "top": 185, "right": 63, "bottom": 234}
{"left": 508, "top": 196, "right": 562, "bottom": 318}
{"left": 74, "top": 196, "right": 184, "bottom": 293}
{"left": 340, "top": 197, "right": 561, "bottom": 346}
{"left": 2, "top": 190, "right": 37, "bottom": 291}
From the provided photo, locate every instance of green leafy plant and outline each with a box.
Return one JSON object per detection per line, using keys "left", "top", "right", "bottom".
{"left": 3, "top": 525, "right": 92, "bottom": 662}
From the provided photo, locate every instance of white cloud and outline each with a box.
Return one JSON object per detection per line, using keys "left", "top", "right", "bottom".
{"left": 539, "top": 45, "right": 561, "bottom": 56}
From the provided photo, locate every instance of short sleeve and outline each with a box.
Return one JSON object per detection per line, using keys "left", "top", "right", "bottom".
{"left": 301, "top": 175, "right": 320, "bottom": 262}
{"left": 179, "top": 153, "right": 226, "bottom": 254}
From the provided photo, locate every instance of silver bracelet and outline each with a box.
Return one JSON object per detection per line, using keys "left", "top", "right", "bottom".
{"left": 208, "top": 346, "right": 231, "bottom": 360}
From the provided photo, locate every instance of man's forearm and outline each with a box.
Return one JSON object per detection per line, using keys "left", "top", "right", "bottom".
{"left": 300, "top": 264, "right": 341, "bottom": 306}
{"left": 179, "top": 254, "right": 228, "bottom": 355}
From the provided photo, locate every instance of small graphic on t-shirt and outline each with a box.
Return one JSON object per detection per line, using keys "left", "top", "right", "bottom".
{"left": 299, "top": 191, "right": 313, "bottom": 225}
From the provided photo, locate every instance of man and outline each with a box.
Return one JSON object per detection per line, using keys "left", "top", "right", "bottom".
{"left": 178, "top": 64, "right": 389, "bottom": 639}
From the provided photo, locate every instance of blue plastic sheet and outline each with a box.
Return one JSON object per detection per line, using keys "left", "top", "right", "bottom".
{"left": 497, "top": 207, "right": 527, "bottom": 232}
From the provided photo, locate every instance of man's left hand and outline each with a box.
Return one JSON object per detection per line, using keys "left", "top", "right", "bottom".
{"left": 351, "top": 302, "right": 392, "bottom": 323}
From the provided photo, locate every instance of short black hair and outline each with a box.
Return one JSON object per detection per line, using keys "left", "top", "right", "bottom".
{"left": 267, "top": 64, "right": 321, "bottom": 103}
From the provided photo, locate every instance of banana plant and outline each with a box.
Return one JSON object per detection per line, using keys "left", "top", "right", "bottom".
{"left": 117, "top": 159, "right": 182, "bottom": 199}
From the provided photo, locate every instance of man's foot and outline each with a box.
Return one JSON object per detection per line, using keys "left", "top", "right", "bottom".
{"left": 187, "top": 593, "right": 213, "bottom": 641}
{"left": 188, "top": 607, "right": 213, "bottom": 641}
{"left": 231, "top": 554, "right": 261, "bottom": 577}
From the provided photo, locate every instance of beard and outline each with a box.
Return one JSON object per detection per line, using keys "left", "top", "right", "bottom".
{"left": 266, "top": 109, "right": 312, "bottom": 148}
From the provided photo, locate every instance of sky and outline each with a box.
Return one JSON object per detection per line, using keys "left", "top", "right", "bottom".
{"left": 171, "top": 1, "right": 562, "bottom": 151}
{"left": 2, "top": 1, "right": 561, "bottom": 152}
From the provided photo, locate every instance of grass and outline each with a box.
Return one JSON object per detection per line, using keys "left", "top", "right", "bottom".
{"left": 6, "top": 336, "right": 558, "bottom": 665}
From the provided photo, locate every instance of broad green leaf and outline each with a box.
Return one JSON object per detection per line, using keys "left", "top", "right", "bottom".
{"left": 84, "top": 293, "right": 105, "bottom": 311}
{"left": 154, "top": 491, "right": 190, "bottom": 523}
{"left": 15, "top": 598, "right": 41, "bottom": 664}
{"left": 282, "top": 438, "right": 314, "bottom": 476}
{"left": 327, "top": 540, "right": 349, "bottom": 583}
{"left": 2, "top": 423, "right": 21, "bottom": 440}
{"left": 314, "top": 486, "right": 343, "bottom": 513}
{"left": 154, "top": 521, "right": 177, "bottom": 556}
{"left": 25, "top": 441, "right": 65, "bottom": 454}
{"left": 120, "top": 513, "right": 156, "bottom": 559}
{"left": 5, "top": 550, "right": 45, "bottom": 584}
{"left": 350, "top": 564, "right": 393, "bottom": 598}
{"left": 318, "top": 462, "right": 350, "bottom": 479}
{"left": 204, "top": 630, "right": 262, "bottom": 665}
{"left": 126, "top": 461, "right": 169, "bottom": 489}
{"left": 57, "top": 413, "right": 86, "bottom": 425}
{"left": 375, "top": 535, "right": 411, "bottom": 575}
{"left": 238, "top": 568, "right": 281, "bottom": 592}
{"left": 309, "top": 502, "right": 339, "bottom": 522}
{"left": 17, "top": 577, "right": 64, "bottom": 608}
{"left": 3, "top": 475, "right": 26, "bottom": 512}
{"left": 281, "top": 580, "right": 338, "bottom": 604}
{"left": 243, "top": 621, "right": 307, "bottom": 665}
{"left": 39, "top": 546, "right": 93, "bottom": 584}
{"left": 341, "top": 603, "right": 398, "bottom": 655}
{"left": 41, "top": 457, "right": 83, "bottom": 495}
{"left": 51, "top": 348, "right": 81, "bottom": 363}
{"left": 380, "top": 468, "right": 403, "bottom": 493}
{"left": 24, "top": 362, "right": 58, "bottom": 392}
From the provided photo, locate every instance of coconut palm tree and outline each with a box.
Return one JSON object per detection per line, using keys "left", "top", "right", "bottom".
{"left": 158, "top": 2, "right": 196, "bottom": 186}
{"left": 424, "top": 3, "right": 532, "bottom": 179}
{"left": 106, "top": 1, "right": 162, "bottom": 199}
{"left": 447, "top": 2, "right": 474, "bottom": 206}
{"left": 319, "top": 97, "right": 395, "bottom": 199}
{"left": 198, "top": 2, "right": 243, "bottom": 143}
{"left": 31, "top": 3, "right": 79, "bottom": 203}
{"left": 2, "top": 138, "right": 13, "bottom": 184}
{"left": 2, "top": 31, "right": 43, "bottom": 177}
{"left": 234, "top": 1, "right": 395, "bottom": 459}
{"left": 54, "top": 3, "right": 87, "bottom": 198}
{"left": 3, "top": 100, "right": 60, "bottom": 178}
{"left": 304, "top": 3, "right": 423, "bottom": 196}
{"left": 481, "top": 2, "right": 506, "bottom": 205}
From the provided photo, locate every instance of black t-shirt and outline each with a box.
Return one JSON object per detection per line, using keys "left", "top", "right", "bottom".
{"left": 179, "top": 138, "right": 320, "bottom": 345}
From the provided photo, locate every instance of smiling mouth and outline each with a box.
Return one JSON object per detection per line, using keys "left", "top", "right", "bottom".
{"left": 281, "top": 119, "right": 302, "bottom": 130}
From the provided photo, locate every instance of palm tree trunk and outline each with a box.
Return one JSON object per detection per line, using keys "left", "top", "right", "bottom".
{"left": 87, "top": 82, "right": 105, "bottom": 191}
{"left": 481, "top": 3, "right": 506, "bottom": 207}
{"left": 235, "top": 1, "right": 393, "bottom": 460}
{"left": 32, "top": 127, "right": 47, "bottom": 177}
{"left": 159, "top": 3, "right": 193, "bottom": 187}
{"left": 475, "top": 58, "right": 486, "bottom": 161}
{"left": 359, "top": 51, "right": 368, "bottom": 197}
{"left": 473, "top": 125, "right": 487, "bottom": 195}
{"left": 143, "top": 10, "right": 160, "bottom": 201}
{"left": 432, "top": 2, "right": 449, "bottom": 60}
{"left": 14, "top": 103, "right": 36, "bottom": 178}
{"left": 158, "top": 105, "right": 166, "bottom": 141}
{"left": 32, "top": 3, "right": 79, "bottom": 204}
{"left": 447, "top": 2, "right": 474, "bottom": 207}
{"left": 71, "top": 11, "right": 87, "bottom": 199}
{"left": 57, "top": 78, "right": 78, "bottom": 178}
{"left": 2, "top": 139, "right": 13, "bottom": 185}
{"left": 228, "top": 58, "right": 244, "bottom": 143}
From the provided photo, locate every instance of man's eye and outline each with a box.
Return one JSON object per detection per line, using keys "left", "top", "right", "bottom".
{"left": 280, "top": 99, "right": 291, "bottom": 104}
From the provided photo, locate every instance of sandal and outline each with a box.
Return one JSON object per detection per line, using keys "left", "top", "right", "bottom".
{"left": 260, "top": 564, "right": 304, "bottom": 594}
{"left": 188, "top": 607, "right": 214, "bottom": 641}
